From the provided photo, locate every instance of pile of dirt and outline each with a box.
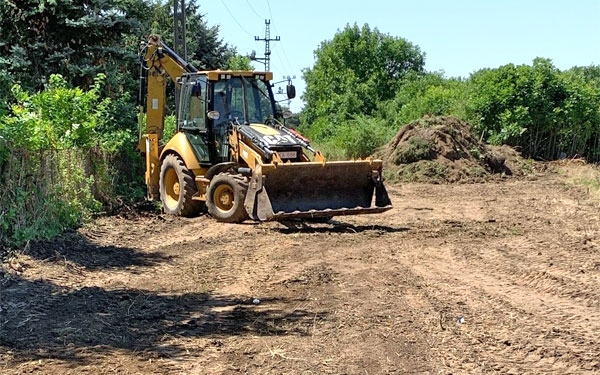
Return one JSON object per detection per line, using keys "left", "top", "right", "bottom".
{"left": 377, "top": 116, "right": 531, "bottom": 183}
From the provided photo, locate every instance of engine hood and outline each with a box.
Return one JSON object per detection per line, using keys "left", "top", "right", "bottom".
{"left": 239, "top": 123, "right": 302, "bottom": 148}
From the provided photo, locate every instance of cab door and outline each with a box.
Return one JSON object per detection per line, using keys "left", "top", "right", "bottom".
{"left": 178, "top": 75, "right": 211, "bottom": 163}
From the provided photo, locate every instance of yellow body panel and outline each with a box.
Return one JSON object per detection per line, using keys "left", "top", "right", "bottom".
{"left": 143, "top": 133, "right": 160, "bottom": 199}
{"left": 203, "top": 71, "right": 273, "bottom": 81}
{"left": 249, "top": 123, "right": 279, "bottom": 136}
{"left": 143, "top": 37, "right": 187, "bottom": 139}
{"left": 145, "top": 74, "right": 167, "bottom": 138}
{"left": 160, "top": 132, "right": 211, "bottom": 200}
{"left": 160, "top": 132, "right": 201, "bottom": 170}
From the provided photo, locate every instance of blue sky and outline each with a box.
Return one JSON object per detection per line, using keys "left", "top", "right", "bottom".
{"left": 200, "top": 0, "right": 599, "bottom": 112}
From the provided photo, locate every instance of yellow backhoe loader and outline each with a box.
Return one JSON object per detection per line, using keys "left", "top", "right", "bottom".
{"left": 138, "top": 35, "right": 392, "bottom": 223}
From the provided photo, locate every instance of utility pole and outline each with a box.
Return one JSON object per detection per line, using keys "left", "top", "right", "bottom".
{"left": 253, "top": 19, "right": 279, "bottom": 72}
{"left": 173, "top": 0, "right": 186, "bottom": 115}
{"left": 173, "top": 0, "right": 187, "bottom": 60}
{"left": 252, "top": 19, "right": 295, "bottom": 111}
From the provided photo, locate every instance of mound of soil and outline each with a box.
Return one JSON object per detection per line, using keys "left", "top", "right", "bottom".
{"left": 378, "top": 116, "right": 529, "bottom": 183}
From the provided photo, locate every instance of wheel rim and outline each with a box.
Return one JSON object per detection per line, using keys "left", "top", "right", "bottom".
{"left": 164, "top": 167, "right": 180, "bottom": 209}
{"left": 213, "top": 184, "right": 234, "bottom": 213}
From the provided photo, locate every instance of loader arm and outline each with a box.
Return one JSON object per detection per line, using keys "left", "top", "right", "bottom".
{"left": 138, "top": 35, "right": 198, "bottom": 199}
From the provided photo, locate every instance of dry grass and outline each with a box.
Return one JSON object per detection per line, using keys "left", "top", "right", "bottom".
{"left": 556, "top": 159, "right": 600, "bottom": 201}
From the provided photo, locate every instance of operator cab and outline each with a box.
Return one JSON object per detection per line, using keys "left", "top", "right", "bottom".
{"left": 177, "top": 72, "right": 297, "bottom": 164}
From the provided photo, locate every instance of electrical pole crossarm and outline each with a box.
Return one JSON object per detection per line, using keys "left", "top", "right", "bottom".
{"left": 253, "top": 19, "right": 279, "bottom": 72}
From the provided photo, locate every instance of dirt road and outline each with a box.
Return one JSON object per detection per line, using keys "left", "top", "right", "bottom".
{"left": 1, "top": 170, "right": 600, "bottom": 374}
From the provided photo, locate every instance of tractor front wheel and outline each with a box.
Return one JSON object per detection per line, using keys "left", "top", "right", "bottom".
{"left": 206, "top": 173, "right": 249, "bottom": 223}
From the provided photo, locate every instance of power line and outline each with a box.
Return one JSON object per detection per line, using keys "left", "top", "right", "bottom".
{"left": 243, "top": 0, "right": 266, "bottom": 60}
{"left": 265, "top": 0, "right": 274, "bottom": 21}
{"left": 245, "top": 0, "right": 263, "bottom": 20}
{"left": 263, "top": 0, "right": 295, "bottom": 73}
{"left": 219, "top": 0, "right": 253, "bottom": 37}
{"left": 260, "top": 4, "right": 298, "bottom": 110}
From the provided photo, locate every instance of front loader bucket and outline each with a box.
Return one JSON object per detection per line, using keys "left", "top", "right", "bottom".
{"left": 244, "top": 160, "right": 392, "bottom": 221}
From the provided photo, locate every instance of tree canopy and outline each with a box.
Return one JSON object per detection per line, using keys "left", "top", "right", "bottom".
{"left": 143, "top": 0, "right": 244, "bottom": 71}
{"left": 0, "top": 0, "right": 141, "bottom": 92}
{"left": 467, "top": 59, "right": 600, "bottom": 159}
{"left": 299, "top": 24, "right": 600, "bottom": 162}
{"left": 0, "top": 0, "right": 249, "bottom": 109}
{"left": 302, "top": 23, "right": 425, "bottom": 127}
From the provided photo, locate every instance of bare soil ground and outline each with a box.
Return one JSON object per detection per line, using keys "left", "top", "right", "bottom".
{"left": 2, "top": 167, "right": 600, "bottom": 374}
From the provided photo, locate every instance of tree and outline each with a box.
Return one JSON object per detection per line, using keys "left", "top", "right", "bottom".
{"left": 0, "top": 0, "right": 152, "bottom": 138}
{"left": 144, "top": 0, "right": 246, "bottom": 70}
{"left": 466, "top": 59, "right": 600, "bottom": 160}
{"left": 226, "top": 55, "right": 253, "bottom": 71}
{"left": 558, "top": 66, "right": 600, "bottom": 160}
{"left": 0, "top": 0, "right": 246, "bottom": 109}
{"left": 380, "top": 72, "right": 467, "bottom": 128}
{"left": 302, "top": 23, "right": 425, "bottom": 127}
{"left": 0, "top": 0, "right": 259, "bottom": 252}
{"left": 0, "top": 0, "right": 142, "bottom": 92}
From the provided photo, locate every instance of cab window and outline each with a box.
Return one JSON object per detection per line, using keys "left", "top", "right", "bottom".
{"left": 180, "top": 78, "right": 207, "bottom": 131}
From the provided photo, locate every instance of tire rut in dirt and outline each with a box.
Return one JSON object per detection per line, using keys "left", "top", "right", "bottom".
{"left": 405, "top": 241, "right": 600, "bottom": 374}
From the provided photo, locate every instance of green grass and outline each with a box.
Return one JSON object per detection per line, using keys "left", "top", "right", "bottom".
{"left": 393, "top": 136, "right": 435, "bottom": 164}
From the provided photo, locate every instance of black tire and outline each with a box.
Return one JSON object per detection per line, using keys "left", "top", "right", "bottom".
{"left": 160, "top": 154, "right": 203, "bottom": 217}
{"left": 206, "top": 173, "right": 249, "bottom": 223}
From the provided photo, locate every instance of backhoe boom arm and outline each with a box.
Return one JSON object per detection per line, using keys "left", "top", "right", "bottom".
{"left": 138, "top": 35, "right": 198, "bottom": 198}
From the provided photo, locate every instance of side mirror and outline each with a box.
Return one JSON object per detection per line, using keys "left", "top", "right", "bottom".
{"left": 207, "top": 110, "right": 220, "bottom": 120}
{"left": 286, "top": 84, "right": 296, "bottom": 99}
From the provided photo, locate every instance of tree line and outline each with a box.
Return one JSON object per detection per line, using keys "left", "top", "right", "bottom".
{"left": 300, "top": 24, "right": 600, "bottom": 162}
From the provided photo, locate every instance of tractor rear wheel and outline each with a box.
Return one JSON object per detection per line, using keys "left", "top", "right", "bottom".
{"left": 160, "top": 154, "right": 202, "bottom": 217}
{"left": 206, "top": 173, "right": 249, "bottom": 223}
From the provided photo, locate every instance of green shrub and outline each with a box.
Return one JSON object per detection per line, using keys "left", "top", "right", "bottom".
{"left": 0, "top": 74, "right": 122, "bottom": 252}
{"left": 162, "top": 115, "right": 177, "bottom": 142}
{"left": 397, "top": 160, "right": 449, "bottom": 183}
{"left": 305, "top": 139, "right": 347, "bottom": 161}
{"left": 301, "top": 115, "right": 395, "bottom": 160}
{"left": 393, "top": 136, "right": 435, "bottom": 164}
{"left": 335, "top": 116, "right": 395, "bottom": 158}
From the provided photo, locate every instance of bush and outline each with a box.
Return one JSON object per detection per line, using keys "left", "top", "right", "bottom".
{"left": 378, "top": 72, "right": 468, "bottom": 129}
{"left": 335, "top": 115, "right": 395, "bottom": 158}
{"left": 393, "top": 136, "right": 435, "bottom": 164}
{"left": 466, "top": 59, "right": 600, "bottom": 160}
{"left": 300, "top": 115, "right": 395, "bottom": 160}
{"left": 0, "top": 74, "right": 123, "bottom": 253}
